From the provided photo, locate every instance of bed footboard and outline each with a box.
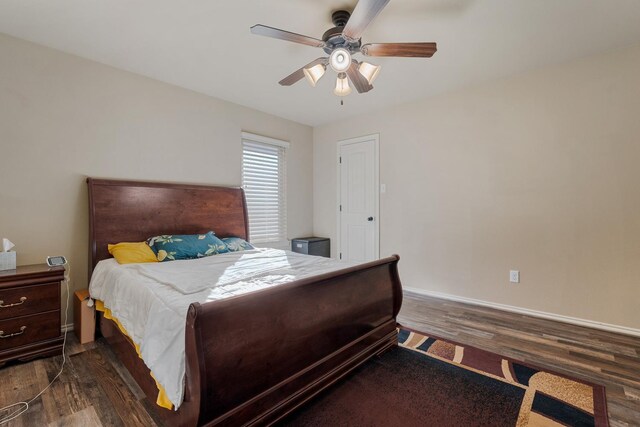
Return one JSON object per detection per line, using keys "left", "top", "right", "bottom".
{"left": 188, "top": 254, "right": 402, "bottom": 426}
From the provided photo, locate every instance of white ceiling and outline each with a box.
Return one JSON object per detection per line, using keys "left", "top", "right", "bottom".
{"left": 1, "top": 0, "right": 640, "bottom": 126}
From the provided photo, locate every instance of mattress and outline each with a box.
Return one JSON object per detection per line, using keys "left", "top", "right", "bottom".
{"left": 88, "top": 248, "right": 356, "bottom": 410}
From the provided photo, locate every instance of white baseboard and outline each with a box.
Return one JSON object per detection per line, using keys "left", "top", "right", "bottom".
{"left": 403, "top": 286, "right": 640, "bottom": 338}
{"left": 62, "top": 323, "right": 74, "bottom": 333}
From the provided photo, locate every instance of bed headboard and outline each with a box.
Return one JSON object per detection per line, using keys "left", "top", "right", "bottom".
{"left": 87, "top": 178, "right": 249, "bottom": 274}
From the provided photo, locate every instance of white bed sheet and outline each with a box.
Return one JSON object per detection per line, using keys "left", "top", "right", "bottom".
{"left": 88, "top": 248, "right": 356, "bottom": 409}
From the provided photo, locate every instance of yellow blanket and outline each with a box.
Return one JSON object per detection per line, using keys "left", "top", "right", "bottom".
{"left": 95, "top": 300, "right": 173, "bottom": 410}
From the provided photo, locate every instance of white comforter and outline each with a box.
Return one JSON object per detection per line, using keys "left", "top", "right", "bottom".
{"left": 88, "top": 248, "right": 355, "bottom": 409}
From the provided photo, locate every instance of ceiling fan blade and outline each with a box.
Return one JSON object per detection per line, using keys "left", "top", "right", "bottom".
{"left": 346, "top": 61, "right": 373, "bottom": 93}
{"left": 342, "top": 0, "right": 391, "bottom": 41}
{"left": 362, "top": 42, "right": 437, "bottom": 57}
{"left": 251, "top": 24, "right": 325, "bottom": 48}
{"left": 278, "top": 58, "right": 328, "bottom": 86}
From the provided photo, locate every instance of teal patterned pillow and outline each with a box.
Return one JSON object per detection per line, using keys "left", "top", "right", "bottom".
{"left": 222, "top": 237, "right": 254, "bottom": 252}
{"left": 147, "top": 232, "right": 229, "bottom": 262}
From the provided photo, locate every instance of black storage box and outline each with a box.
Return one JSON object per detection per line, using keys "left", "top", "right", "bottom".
{"left": 291, "top": 237, "right": 330, "bottom": 258}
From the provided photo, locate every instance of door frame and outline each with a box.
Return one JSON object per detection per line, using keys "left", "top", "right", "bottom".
{"left": 336, "top": 133, "right": 380, "bottom": 261}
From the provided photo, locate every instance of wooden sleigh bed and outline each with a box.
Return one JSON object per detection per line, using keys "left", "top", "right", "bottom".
{"left": 87, "top": 178, "right": 403, "bottom": 427}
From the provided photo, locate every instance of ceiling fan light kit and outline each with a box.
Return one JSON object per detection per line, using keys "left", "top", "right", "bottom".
{"left": 250, "top": 0, "right": 437, "bottom": 99}
{"left": 358, "top": 61, "right": 381, "bottom": 84}
{"left": 334, "top": 73, "right": 352, "bottom": 97}
{"left": 329, "top": 48, "right": 352, "bottom": 73}
{"left": 303, "top": 63, "right": 326, "bottom": 87}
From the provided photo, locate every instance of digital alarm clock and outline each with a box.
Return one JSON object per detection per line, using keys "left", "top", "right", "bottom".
{"left": 46, "top": 256, "right": 67, "bottom": 267}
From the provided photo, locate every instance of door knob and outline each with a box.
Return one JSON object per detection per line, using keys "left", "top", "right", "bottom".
{"left": 367, "top": 216, "right": 374, "bottom": 221}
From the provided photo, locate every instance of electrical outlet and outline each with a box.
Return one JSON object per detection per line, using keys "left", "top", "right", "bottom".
{"left": 510, "top": 270, "right": 520, "bottom": 283}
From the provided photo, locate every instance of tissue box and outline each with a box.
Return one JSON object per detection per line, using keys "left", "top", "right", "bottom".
{"left": 0, "top": 252, "right": 16, "bottom": 271}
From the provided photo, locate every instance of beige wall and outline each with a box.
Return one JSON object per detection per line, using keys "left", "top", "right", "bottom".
{"left": 0, "top": 33, "right": 314, "bottom": 324}
{"left": 2, "top": 29, "right": 639, "bottom": 331}
{"left": 314, "top": 45, "right": 640, "bottom": 330}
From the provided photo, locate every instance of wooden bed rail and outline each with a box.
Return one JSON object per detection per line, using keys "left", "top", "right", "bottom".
{"left": 185, "top": 255, "right": 402, "bottom": 426}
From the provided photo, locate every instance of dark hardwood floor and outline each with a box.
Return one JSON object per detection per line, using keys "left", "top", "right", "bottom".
{"left": 0, "top": 337, "right": 163, "bottom": 427}
{"left": 0, "top": 292, "right": 638, "bottom": 426}
{"left": 398, "top": 292, "right": 640, "bottom": 427}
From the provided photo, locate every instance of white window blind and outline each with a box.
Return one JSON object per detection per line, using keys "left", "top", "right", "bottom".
{"left": 242, "top": 133, "right": 289, "bottom": 244}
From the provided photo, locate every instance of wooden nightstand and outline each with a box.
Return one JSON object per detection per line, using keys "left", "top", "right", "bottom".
{"left": 0, "top": 264, "right": 65, "bottom": 366}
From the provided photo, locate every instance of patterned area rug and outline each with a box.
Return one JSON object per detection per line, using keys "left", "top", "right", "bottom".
{"left": 280, "top": 329, "right": 608, "bottom": 427}
{"left": 398, "top": 329, "right": 608, "bottom": 426}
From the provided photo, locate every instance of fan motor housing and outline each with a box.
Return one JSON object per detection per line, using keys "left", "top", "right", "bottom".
{"left": 322, "top": 10, "right": 361, "bottom": 54}
{"left": 331, "top": 10, "right": 351, "bottom": 26}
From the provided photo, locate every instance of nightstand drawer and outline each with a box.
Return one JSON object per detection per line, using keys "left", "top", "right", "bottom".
{"left": 0, "top": 310, "right": 61, "bottom": 351}
{"left": 0, "top": 282, "right": 60, "bottom": 320}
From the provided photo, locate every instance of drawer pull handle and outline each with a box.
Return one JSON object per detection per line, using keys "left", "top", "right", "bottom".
{"left": 0, "top": 297, "right": 27, "bottom": 308}
{"left": 0, "top": 326, "right": 27, "bottom": 338}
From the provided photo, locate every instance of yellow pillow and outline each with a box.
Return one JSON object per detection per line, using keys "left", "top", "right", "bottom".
{"left": 108, "top": 242, "right": 158, "bottom": 264}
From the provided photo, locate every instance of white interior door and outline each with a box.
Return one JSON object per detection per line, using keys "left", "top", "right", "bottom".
{"left": 338, "top": 135, "right": 379, "bottom": 262}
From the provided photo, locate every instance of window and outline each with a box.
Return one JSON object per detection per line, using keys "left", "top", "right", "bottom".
{"left": 241, "top": 132, "right": 289, "bottom": 244}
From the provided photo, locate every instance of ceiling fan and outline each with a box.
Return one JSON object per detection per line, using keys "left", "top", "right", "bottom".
{"left": 250, "top": 0, "right": 437, "bottom": 98}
